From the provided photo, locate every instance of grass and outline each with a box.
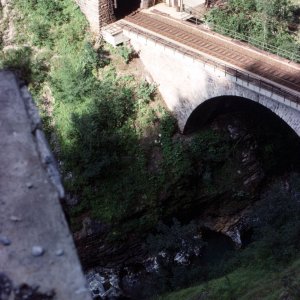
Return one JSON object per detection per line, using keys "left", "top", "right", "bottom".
{"left": 159, "top": 258, "right": 300, "bottom": 300}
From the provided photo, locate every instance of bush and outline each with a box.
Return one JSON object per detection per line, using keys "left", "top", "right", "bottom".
{"left": 0, "top": 47, "right": 48, "bottom": 91}
{"left": 50, "top": 43, "right": 99, "bottom": 104}
{"left": 205, "top": 0, "right": 300, "bottom": 60}
{"left": 116, "top": 44, "right": 135, "bottom": 64}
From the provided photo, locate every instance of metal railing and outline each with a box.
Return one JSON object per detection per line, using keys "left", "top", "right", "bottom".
{"left": 182, "top": 4, "right": 300, "bottom": 63}
{"left": 210, "top": 23, "right": 300, "bottom": 63}
{"left": 121, "top": 22, "right": 300, "bottom": 106}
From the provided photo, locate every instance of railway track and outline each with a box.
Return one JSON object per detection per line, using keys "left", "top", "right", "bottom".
{"left": 124, "top": 12, "right": 300, "bottom": 94}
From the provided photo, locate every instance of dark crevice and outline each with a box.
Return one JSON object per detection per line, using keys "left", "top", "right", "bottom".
{"left": 114, "top": 0, "right": 141, "bottom": 19}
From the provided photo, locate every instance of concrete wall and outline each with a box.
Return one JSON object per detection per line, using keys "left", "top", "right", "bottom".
{"left": 123, "top": 28, "right": 300, "bottom": 136}
{"left": 76, "top": 0, "right": 116, "bottom": 33}
{"left": 0, "top": 71, "right": 91, "bottom": 300}
{"left": 76, "top": 0, "right": 101, "bottom": 32}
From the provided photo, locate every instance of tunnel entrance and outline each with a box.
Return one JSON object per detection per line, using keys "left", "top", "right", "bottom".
{"left": 114, "top": 0, "right": 141, "bottom": 19}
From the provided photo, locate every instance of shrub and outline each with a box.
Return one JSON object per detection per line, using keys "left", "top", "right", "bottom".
{"left": 146, "top": 219, "right": 206, "bottom": 294}
{"left": 205, "top": 0, "right": 300, "bottom": 60}
{"left": 116, "top": 44, "right": 135, "bottom": 64}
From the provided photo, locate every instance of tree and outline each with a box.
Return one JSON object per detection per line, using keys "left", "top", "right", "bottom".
{"left": 256, "top": 0, "right": 294, "bottom": 22}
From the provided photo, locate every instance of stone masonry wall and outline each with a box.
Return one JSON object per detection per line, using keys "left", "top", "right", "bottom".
{"left": 99, "top": 0, "right": 116, "bottom": 27}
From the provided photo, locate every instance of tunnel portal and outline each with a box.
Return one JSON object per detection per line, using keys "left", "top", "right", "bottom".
{"left": 114, "top": 0, "right": 142, "bottom": 19}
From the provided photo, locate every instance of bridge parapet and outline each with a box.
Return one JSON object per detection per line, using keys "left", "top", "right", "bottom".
{"left": 0, "top": 71, "right": 91, "bottom": 300}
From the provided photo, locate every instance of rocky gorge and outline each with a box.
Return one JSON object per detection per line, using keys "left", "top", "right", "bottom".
{"left": 70, "top": 104, "right": 300, "bottom": 299}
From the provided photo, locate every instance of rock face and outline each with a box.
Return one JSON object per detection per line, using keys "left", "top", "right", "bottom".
{"left": 86, "top": 272, "right": 124, "bottom": 299}
{"left": 75, "top": 230, "right": 147, "bottom": 270}
{"left": 227, "top": 119, "right": 264, "bottom": 190}
{"left": 71, "top": 112, "right": 269, "bottom": 298}
{"left": 197, "top": 115, "right": 265, "bottom": 246}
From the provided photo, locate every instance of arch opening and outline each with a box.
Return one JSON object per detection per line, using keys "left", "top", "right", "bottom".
{"left": 184, "top": 96, "right": 297, "bottom": 136}
{"left": 183, "top": 95, "right": 300, "bottom": 175}
{"left": 114, "top": 0, "right": 141, "bottom": 19}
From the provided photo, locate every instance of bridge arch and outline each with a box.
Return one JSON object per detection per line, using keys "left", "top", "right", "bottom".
{"left": 175, "top": 76, "right": 300, "bottom": 137}
{"left": 183, "top": 95, "right": 300, "bottom": 138}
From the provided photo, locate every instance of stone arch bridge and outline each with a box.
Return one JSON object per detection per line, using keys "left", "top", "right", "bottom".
{"left": 120, "top": 11, "right": 300, "bottom": 136}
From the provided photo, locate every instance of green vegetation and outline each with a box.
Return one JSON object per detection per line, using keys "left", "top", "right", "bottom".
{"left": 115, "top": 44, "right": 136, "bottom": 64}
{"left": 159, "top": 261, "right": 300, "bottom": 300}
{"left": 1, "top": 0, "right": 235, "bottom": 238}
{"left": 2, "top": 0, "right": 239, "bottom": 239}
{"left": 205, "top": 0, "right": 300, "bottom": 61}
{"left": 2, "top": 0, "right": 300, "bottom": 299}
{"left": 1, "top": 0, "right": 160, "bottom": 235}
{"left": 158, "top": 176, "right": 300, "bottom": 299}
